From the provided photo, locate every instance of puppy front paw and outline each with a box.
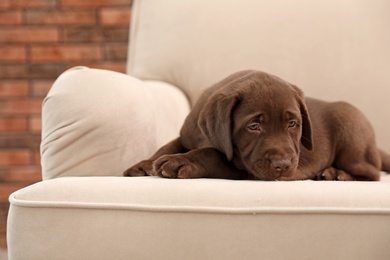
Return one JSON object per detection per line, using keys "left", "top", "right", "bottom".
{"left": 316, "top": 167, "right": 354, "bottom": 181}
{"left": 123, "top": 160, "right": 154, "bottom": 177}
{"left": 153, "top": 154, "right": 205, "bottom": 179}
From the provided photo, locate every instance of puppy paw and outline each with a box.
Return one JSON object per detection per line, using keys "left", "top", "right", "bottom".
{"left": 317, "top": 167, "right": 354, "bottom": 181}
{"left": 153, "top": 154, "right": 205, "bottom": 179}
{"left": 123, "top": 160, "right": 154, "bottom": 176}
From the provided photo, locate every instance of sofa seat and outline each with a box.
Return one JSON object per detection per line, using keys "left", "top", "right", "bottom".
{"left": 7, "top": 175, "right": 390, "bottom": 260}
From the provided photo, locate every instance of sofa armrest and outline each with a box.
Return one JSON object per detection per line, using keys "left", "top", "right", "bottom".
{"left": 41, "top": 67, "right": 190, "bottom": 180}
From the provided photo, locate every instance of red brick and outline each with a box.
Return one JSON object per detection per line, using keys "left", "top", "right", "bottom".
{"left": 104, "top": 43, "right": 128, "bottom": 60}
{"left": 33, "top": 150, "right": 41, "bottom": 164}
{"left": 0, "top": 232, "right": 7, "bottom": 249}
{"left": 0, "top": 64, "right": 64, "bottom": 79}
{"left": 0, "top": 0, "right": 9, "bottom": 9}
{"left": 63, "top": 27, "right": 129, "bottom": 43}
{"left": 0, "top": 134, "right": 41, "bottom": 149}
{"left": 0, "top": 81, "right": 29, "bottom": 97}
{"left": 0, "top": 150, "right": 31, "bottom": 166}
{"left": 60, "top": 0, "right": 132, "bottom": 7}
{"left": 0, "top": 100, "right": 42, "bottom": 115}
{"left": 0, "top": 46, "right": 27, "bottom": 62}
{"left": 29, "top": 64, "right": 64, "bottom": 79}
{"left": 0, "top": 166, "right": 41, "bottom": 182}
{"left": 31, "top": 45, "right": 102, "bottom": 61}
{"left": 9, "top": 0, "right": 55, "bottom": 8}
{"left": 0, "top": 11, "right": 23, "bottom": 25}
{"left": 0, "top": 117, "right": 28, "bottom": 132}
{"left": 0, "top": 202, "right": 8, "bottom": 241}
{"left": 66, "top": 61, "right": 126, "bottom": 73}
{"left": 0, "top": 65, "right": 27, "bottom": 79}
{"left": 32, "top": 80, "right": 53, "bottom": 97}
{"left": 99, "top": 8, "right": 131, "bottom": 25}
{"left": 26, "top": 10, "right": 97, "bottom": 25}
{"left": 0, "top": 28, "right": 59, "bottom": 43}
{"left": 29, "top": 116, "right": 42, "bottom": 133}
{"left": 0, "top": 202, "right": 7, "bottom": 229}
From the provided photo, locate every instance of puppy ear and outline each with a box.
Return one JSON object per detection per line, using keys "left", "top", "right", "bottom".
{"left": 291, "top": 85, "right": 313, "bottom": 151}
{"left": 197, "top": 92, "right": 241, "bottom": 160}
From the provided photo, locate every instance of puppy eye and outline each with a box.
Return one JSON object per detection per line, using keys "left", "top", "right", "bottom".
{"left": 247, "top": 122, "right": 261, "bottom": 132}
{"left": 288, "top": 120, "right": 298, "bottom": 128}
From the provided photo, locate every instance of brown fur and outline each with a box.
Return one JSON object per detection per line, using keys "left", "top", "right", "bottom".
{"left": 124, "top": 70, "right": 390, "bottom": 181}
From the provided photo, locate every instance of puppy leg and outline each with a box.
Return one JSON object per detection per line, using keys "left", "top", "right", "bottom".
{"left": 333, "top": 146, "right": 381, "bottom": 181}
{"left": 153, "top": 147, "right": 247, "bottom": 179}
{"left": 123, "top": 137, "right": 186, "bottom": 176}
{"left": 316, "top": 162, "right": 380, "bottom": 181}
{"left": 331, "top": 105, "right": 381, "bottom": 181}
{"left": 337, "top": 163, "right": 380, "bottom": 181}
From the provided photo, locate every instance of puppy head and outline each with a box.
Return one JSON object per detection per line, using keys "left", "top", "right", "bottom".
{"left": 198, "top": 71, "right": 312, "bottom": 180}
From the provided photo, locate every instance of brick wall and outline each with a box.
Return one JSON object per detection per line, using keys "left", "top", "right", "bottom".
{"left": 0, "top": 0, "right": 132, "bottom": 249}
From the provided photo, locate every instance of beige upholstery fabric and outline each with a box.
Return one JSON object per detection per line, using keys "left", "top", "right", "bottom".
{"left": 8, "top": 176, "right": 390, "bottom": 260}
{"left": 7, "top": 0, "right": 390, "bottom": 259}
{"left": 128, "top": 0, "right": 390, "bottom": 151}
{"left": 41, "top": 66, "right": 190, "bottom": 180}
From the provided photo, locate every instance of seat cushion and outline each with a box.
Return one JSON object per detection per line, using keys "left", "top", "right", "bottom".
{"left": 8, "top": 176, "right": 390, "bottom": 260}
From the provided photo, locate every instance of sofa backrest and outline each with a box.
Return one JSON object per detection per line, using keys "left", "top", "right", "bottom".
{"left": 127, "top": 0, "right": 390, "bottom": 150}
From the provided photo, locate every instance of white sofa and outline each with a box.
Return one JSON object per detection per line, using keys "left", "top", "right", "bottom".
{"left": 7, "top": 0, "right": 390, "bottom": 259}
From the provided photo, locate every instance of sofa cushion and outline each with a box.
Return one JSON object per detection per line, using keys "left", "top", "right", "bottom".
{"left": 41, "top": 67, "right": 190, "bottom": 180}
{"left": 7, "top": 176, "right": 390, "bottom": 260}
{"left": 128, "top": 0, "right": 390, "bottom": 151}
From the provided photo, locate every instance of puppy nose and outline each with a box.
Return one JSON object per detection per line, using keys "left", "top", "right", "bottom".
{"left": 271, "top": 158, "right": 291, "bottom": 172}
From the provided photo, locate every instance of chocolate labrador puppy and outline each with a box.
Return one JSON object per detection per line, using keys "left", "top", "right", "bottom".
{"left": 124, "top": 70, "right": 390, "bottom": 181}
